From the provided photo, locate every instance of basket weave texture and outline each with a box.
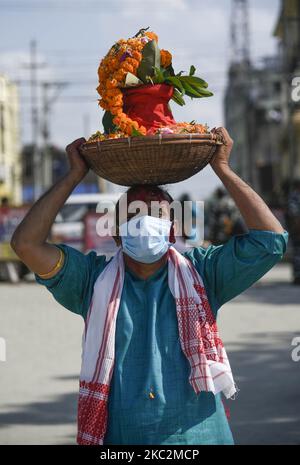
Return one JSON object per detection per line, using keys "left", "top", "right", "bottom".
{"left": 80, "top": 133, "right": 222, "bottom": 186}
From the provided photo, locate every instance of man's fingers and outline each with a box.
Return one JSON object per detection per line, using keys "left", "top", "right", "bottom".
{"left": 214, "top": 127, "right": 232, "bottom": 145}
{"left": 65, "top": 137, "right": 86, "bottom": 152}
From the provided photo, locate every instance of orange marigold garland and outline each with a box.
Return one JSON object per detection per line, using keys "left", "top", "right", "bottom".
{"left": 96, "top": 31, "right": 148, "bottom": 136}
{"left": 91, "top": 27, "right": 213, "bottom": 141}
{"left": 160, "top": 50, "right": 172, "bottom": 68}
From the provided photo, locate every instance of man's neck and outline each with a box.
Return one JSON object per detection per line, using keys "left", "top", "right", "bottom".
{"left": 123, "top": 252, "right": 168, "bottom": 280}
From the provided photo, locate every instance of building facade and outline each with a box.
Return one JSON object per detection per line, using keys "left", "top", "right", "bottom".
{"left": 225, "top": 0, "right": 300, "bottom": 203}
{"left": 224, "top": 58, "right": 283, "bottom": 203}
{"left": 0, "top": 74, "right": 22, "bottom": 205}
{"left": 274, "top": 0, "right": 300, "bottom": 184}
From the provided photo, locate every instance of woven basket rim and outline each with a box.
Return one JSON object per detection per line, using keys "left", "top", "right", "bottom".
{"left": 79, "top": 132, "right": 220, "bottom": 186}
{"left": 80, "top": 132, "right": 223, "bottom": 152}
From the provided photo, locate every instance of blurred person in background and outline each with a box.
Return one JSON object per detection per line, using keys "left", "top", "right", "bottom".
{"left": 0, "top": 197, "right": 31, "bottom": 282}
{"left": 1, "top": 196, "right": 9, "bottom": 212}
{"left": 175, "top": 193, "right": 205, "bottom": 252}
{"left": 10, "top": 128, "right": 288, "bottom": 446}
{"left": 206, "top": 187, "right": 247, "bottom": 245}
{"left": 0, "top": 197, "right": 10, "bottom": 281}
{"left": 287, "top": 180, "right": 300, "bottom": 285}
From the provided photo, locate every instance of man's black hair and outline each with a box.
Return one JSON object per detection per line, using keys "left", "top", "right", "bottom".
{"left": 115, "top": 184, "right": 174, "bottom": 229}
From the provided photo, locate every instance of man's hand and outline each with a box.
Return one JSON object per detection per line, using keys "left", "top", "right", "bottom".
{"left": 65, "top": 137, "right": 89, "bottom": 181}
{"left": 210, "top": 127, "right": 234, "bottom": 173}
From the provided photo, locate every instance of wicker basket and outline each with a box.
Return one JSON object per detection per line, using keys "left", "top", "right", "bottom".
{"left": 80, "top": 132, "right": 223, "bottom": 186}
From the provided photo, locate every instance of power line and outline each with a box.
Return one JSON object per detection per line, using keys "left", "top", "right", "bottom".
{"left": 0, "top": 0, "right": 183, "bottom": 11}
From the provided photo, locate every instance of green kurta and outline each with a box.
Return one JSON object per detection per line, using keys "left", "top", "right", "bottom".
{"left": 36, "top": 229, "right": 288, "bottom": 444}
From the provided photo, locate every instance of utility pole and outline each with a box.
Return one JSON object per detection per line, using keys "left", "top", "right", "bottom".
{"left": 30, "top": 40, "right": 41, "bottom": 200}
{"left": 23, "top": 40, "right": 46, "bottom": 201}
{"left": 230, "top": 0, "right": 254, "bottom": 187}
{"left": 230, "top": 0, "right": 250, "bottom": 66}
{"left": 41, "top": 81, "right": 68, "bottom": 190}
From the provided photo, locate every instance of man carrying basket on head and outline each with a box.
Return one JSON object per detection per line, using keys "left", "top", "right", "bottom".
{"left": 11, "top": 127, "right": 288, "bottom": 445}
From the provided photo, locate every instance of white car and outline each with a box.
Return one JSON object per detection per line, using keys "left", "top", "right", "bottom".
{"left": 52, "top": 193, "right": 121, "bottom": 256}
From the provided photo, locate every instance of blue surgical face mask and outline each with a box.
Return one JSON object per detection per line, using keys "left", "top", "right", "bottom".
{"left": 119, "top": 214, "right": 172, "bottom": 264}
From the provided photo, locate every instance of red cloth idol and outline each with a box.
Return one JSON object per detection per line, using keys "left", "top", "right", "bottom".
{"left": 122, "top": 83, "right": 176, "bottom": 134}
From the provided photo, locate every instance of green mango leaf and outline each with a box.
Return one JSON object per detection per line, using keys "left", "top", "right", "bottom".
{"left": 183, "top": 79, "right": 213, "bottom": 98}
{"left": 192, "top": 77, "right": 209, "bottom": 88}
{"left": 137, "top": 39, "right": 160, "bottom": 83}
{"left": 102, "top": 111, "right": 117, "bottom": 134}
{"left": 189, "top": 65, "right": 196, "bottom": 76}
{"left": 165, "top": 76, "right": 185, "bottom": 95}
{"left": 185, "top": 89, "right": 213, "bottom": 99}
{"left": 161, "top": 68, "right": 171, "bottom": 79}
{"left": 172, "top": 88, "right": 186, "bottom": 106}
{"left": 181, "top": 79, "right": 204, "bottom": 97}
{"left": 158, "top": 67, "right": 173, "bottom": 81}
{"left": 193, "top": 87, "right": 214, "bottom": 97}
{"left": 181, "top": 75, "right": 208, "bottom": 88}
{"left": 153, "top": 66, "right": 165, "bottom": 84}
{"left": 165, "top": 63, "right": 175, "bottom": 76}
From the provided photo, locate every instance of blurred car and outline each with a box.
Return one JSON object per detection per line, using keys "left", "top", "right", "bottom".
{"left": 51, "top": 193, "right": 121, "bottom": 255}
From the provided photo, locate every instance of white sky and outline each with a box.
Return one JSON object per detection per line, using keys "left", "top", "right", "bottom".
{"left": 0, "top": 0, "right": 281, "bottom": 199}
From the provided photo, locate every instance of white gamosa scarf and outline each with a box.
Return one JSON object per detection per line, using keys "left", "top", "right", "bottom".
{"left": 77, "top": 246, "right": 236, "bottom": 445}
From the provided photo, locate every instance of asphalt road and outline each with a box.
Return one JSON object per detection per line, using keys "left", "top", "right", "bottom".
{"left": 0, "top": 263, "right": 299, "bottom": 445}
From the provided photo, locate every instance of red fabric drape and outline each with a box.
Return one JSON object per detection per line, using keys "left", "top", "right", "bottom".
{"left": 122, "top": 83, "right": 176, "bottom": 134}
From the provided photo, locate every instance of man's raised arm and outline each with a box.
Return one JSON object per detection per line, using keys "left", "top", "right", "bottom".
{"left": 11, "top": 137, "right": 88, "bottom": 277}
{"left": 210, "top": 127, "right": 284, "bottom": 233}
